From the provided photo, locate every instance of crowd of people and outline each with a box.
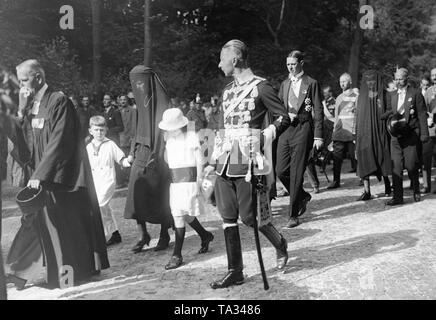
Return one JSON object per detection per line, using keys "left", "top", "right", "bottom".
{"left": 1, "top": 39, "right": 436, "bottom": 297}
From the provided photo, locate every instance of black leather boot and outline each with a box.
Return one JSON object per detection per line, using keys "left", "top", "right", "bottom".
{"left": 106, "top": 230, "right": 122, "bottom": 246}
{"left": 210, "top": 226, "right": 244, "bottom": 289}
{"left": 259, "top": 223, "right": 288, "bottom": 270}
{"left": 155, "top": 223, "right": 171, "bottom": 251}
{"left": 165, "top": 228, "right": 185, "bottom": 270}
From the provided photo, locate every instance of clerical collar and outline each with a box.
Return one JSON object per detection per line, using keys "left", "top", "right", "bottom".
{"left": 289, "top": 71, "right": 304, "bottom": 80}
{"left": 234, "top": 68, "right": 255, "bottom": 86}
{"left": 34, "top": 83, "right": 48, "bottom": 102}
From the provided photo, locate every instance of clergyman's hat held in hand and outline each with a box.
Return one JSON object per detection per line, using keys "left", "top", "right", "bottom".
{"left": 387, "top": 113, "right": 411, "bottom": 138}
{"left": 16, "top": 186, "right": 45, "bottom": 215}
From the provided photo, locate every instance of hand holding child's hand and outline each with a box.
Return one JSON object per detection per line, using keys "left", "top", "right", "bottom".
{"left": 121, "top": 158, "right": 131, "bottom": 168}
{"left": 203, "top": 165, "right": 215, "bottom": 177}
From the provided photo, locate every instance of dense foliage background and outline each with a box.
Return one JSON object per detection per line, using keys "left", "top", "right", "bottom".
{"left": 1, "top": 0, "right": 435, "bottom": 102}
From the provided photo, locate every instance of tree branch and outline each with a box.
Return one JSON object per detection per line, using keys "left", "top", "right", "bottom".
{"left": 275, "top": 0, "right": 286, "bottom": 32}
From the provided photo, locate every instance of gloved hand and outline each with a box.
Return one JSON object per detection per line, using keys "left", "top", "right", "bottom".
{"left": 313, "top": 139, "right": 323, "bottom": 150}
{"left": 262, "top": 124, "right": 276, "bottom": 141}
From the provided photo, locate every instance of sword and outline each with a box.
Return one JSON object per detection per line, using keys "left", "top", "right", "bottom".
{"left": 250, "top": 170, "right": 269, "bottom": 291}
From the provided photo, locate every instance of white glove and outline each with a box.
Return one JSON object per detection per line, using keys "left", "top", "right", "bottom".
{"left": 262, "top": 125, "right": 276, "bottom": 141}
{"left": 427, "top": 116, "right": 434, "bottom": 128}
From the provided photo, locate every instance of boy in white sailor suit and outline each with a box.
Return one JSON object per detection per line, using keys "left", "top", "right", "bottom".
{"left": 203, "top": 40, "right": 290, "bottom": 289}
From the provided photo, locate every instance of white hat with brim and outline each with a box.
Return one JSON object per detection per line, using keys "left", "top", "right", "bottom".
{"left": 158, "top": 108, "right": 189, "bottom": 131}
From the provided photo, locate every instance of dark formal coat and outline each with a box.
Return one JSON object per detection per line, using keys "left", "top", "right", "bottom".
{"left": 6, "top": 86, "right": 109, "bottom": 288}
{"left": 355, "top": 70, "right": 391, "bottom": 179}
{"left": 103, "top": 106, "right": 124, "bottom": 145}
{"left": 276, "top": 73, "right": 323, "bottom": 217}
{"left": 382, "top": 86, "right": 429, "bottom": 142}
{"left": 278, "top": 74, "right": 324, "bottom": 141}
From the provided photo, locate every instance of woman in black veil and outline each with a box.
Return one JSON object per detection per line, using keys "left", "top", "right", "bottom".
{"left": 355, "top": 70, "right": 392, "bottom": 200}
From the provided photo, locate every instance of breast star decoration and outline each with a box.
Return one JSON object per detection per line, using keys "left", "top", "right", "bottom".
{"left": 304, "top": 97, "right": 313, "bottom": 112}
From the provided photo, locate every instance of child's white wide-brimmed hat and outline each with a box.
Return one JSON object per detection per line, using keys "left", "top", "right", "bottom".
{"left": 158, "top": 108, "right": 189, "bottom": 131}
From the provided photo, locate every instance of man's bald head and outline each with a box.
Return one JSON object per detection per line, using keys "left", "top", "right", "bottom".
{"left": 16, "top": 59, "right": 46, "bottom": 92}
{"left": 395, "top": 68, "right": 408, "bottom": 79}
{"left": 339, "top": 73, "right": 352, "bottom": 91}
{"left": 16, "top": 59, "right": 45, "bottom": 82}
{"left": 394, "top": 68, "right": 408, "bottom": 89}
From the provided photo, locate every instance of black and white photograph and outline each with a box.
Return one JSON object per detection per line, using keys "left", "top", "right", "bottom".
{"left": 1, "top": 0, "right": 436, "bottom": 306}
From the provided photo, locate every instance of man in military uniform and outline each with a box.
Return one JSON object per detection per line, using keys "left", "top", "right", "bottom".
{"left": 277, "top": 51, "right": 324, "bottom": 228}
{"left": 204, "top": 40, "right": 290, "bottom": 289}
{"left": 422, "top": 67, "right": 436, "bottom": 193}
{"left": 327, "top": 73, "right": 358, "bottom": 189}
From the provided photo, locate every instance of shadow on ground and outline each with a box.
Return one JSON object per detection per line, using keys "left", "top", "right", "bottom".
{"left": 283, "top": 229, "right": 419, "bottom": 274}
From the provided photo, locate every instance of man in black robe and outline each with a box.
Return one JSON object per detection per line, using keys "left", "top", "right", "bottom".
{"left": 5, "top": 59, "right": 109, "bottom": 289}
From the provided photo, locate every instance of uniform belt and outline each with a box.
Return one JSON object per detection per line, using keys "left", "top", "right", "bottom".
{"left": 171, "top": 167, "right": 197, "bottom": 183}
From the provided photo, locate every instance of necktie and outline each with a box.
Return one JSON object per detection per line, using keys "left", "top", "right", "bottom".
{"left": 397, "top": 90, "right": 406, "bottom": 114}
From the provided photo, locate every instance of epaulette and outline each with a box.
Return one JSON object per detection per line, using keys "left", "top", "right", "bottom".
{"left": 352, "top": 88, "right": 359, "bottom": 95}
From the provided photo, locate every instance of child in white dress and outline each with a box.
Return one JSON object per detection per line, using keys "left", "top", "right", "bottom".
{"left": 158, "top": 108, "right": 214, "bottom": 270}
{"left": 86, "top": 116, "right": 131, "bottom": 246}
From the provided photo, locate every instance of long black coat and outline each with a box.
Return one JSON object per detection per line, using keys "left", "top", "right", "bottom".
{"left": 124, "top": 66, "right": 172, "bottom": 226}
{"left": 356, "top": 71, "right": 392, "bottom": 178}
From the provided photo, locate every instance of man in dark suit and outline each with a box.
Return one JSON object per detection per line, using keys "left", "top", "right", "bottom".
{"left": 277, "top": 51, "right": 324, "bottom": 228}
{"left": 102, "top": 94, "right": 124, "bottom": 145}
{"left": 383, "top": 68, "right": 429, "bottom": 205}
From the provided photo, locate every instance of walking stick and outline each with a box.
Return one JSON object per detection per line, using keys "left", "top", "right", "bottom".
{"left": 250, "top": 168, "right": 269, "bottom": 291}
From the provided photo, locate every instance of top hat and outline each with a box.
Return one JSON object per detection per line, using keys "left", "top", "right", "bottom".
{"left": 16, "top": 186, "right": 45, "bottom": 215}
{"left": 158, "top": 108, "right": 189, "bottom": 131}
{"left": 387, "top": 113, "right": 411, "bottom": 137}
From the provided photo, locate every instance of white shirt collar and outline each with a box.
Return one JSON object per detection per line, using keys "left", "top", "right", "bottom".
{"left": 34, "top": 83, "right": 48, "bottom": 102}
{"left": 289, "top": 71, "right": 304, "bottom": 81}
{"left": 397, "top": 86, "right": 407, "bottom": 94}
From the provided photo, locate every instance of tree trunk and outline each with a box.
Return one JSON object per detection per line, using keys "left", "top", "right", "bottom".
{"left": 348, "top": 0, "right": 367, "bottom": 86}
{"left": 91, "top": 0, "right": 102, "bottom": 98}
{"left": 144, "top": 0, "right": 151, "bottom": 67}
